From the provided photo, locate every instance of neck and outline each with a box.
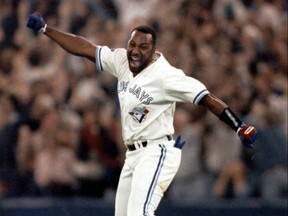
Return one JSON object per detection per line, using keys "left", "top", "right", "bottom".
{"left": 132, "top": 53, "right": 160, "bottom": 77}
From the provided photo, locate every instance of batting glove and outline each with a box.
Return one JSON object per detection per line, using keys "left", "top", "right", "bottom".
{"left": 27, "top": 12, "right": 47, "bottom": 34}
{"left": 237, "top": 124, "right": 257, "bottom": 148}
{"left": 174, "top": 135, "right": 186, "bottom": 149}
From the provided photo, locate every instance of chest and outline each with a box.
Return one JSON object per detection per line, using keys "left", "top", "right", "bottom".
{"left": 117, "top": 73, "right": 161, "bottom": 106}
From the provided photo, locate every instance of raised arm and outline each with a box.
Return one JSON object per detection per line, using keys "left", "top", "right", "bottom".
{"left": 45, "top": 27, "right": 97, "bottom": 62}
{"left": 26, "top": 12, "right": 96, "bottom": 62}
{"left": 199, "top": 94, "right": 257, "bottom": 148}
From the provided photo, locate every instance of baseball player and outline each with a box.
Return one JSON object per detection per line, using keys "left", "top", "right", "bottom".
{"left": 27, "top": 12, "right": 257, "bottom": 216}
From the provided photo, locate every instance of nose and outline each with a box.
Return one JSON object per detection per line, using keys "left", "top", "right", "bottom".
{"left": 131, "top": 46, "right": 140, "bottom": 55}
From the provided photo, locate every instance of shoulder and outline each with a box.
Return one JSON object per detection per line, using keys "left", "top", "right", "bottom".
{"left": 97, "top": 46, "right": 127, "bottom": 59}
{"left": 146, "top": 55, "right": 184, "bottom": 88}
{"left": 96, "top": 46, "right": 127, "bottom": 72}
{"left": 154, "top": 53, "right": 182, "bottom": 72}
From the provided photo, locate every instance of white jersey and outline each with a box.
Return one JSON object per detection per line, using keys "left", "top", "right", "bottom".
{"left": 95, "top": 46, "right": 209, "bottom": 143}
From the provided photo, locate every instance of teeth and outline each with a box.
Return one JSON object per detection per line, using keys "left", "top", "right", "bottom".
{"left": 131, "top": 56, "right": 140, "bottom": 61}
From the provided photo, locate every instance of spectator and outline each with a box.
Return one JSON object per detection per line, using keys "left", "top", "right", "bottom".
{"left": 244, "top": 100, "right": 287, "bottom": 201}
{"left": 33, "top": 108, "right": 81, "bottom": 197}
{"left": 75, "top": 97, "right": 122, "bottom": 198}
{"left": 16, "top": 94, "right": 59, "bottom": 196}
{"left": 0, "top": 91, "right": 21, "bottom": 197}
{"left": 168, "top": 104, "right": 209, "bottom": 202}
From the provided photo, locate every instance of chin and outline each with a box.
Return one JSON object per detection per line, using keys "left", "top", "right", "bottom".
{"left": 131, "top": 70, "right": 141, "bottom": 75}
{"left": 129, "top": 65, "right": 141, "bottom": 73}
{"left": 130, "top": 64, "right": 148, "bottom": 74}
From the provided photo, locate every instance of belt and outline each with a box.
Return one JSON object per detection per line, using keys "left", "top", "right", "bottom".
{"left": 126, "top": 135, "right": 173, "bottom": 151}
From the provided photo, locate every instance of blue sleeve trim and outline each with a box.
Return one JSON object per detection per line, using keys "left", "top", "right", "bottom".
{"left": 193, "top": 89, "right": 209, "bottom": 105}
{"left": 96, "top": 46, "right": 103, "bottom": 71}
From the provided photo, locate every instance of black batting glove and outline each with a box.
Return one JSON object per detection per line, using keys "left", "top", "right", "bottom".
{"left": 27, "top": 12, "right": 47, "bottom": 34}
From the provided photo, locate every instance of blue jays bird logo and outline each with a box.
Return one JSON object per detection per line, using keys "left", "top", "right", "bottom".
{"left": 129, "top": 106, "right": 149, "bottom": 123}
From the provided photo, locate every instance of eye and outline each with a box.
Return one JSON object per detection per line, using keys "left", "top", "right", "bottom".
{"left": 128, "top": 42, "right": 136, "bottom": 49}
{"left": 140, "top": 44, "right": 149, "bottom": 50}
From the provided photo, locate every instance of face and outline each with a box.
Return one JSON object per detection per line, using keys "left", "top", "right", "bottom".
{"left": 127, "top": 30, "right": 156, "bottom": 74}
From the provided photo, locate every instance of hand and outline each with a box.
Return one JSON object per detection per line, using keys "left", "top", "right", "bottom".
{"left": 26, "top": 12, "right": 47, "bottom": 34}
{"left": 174, "top": 135, "right": 186, "bottom": 149}
{"left": 237, "top": 125, "right": 257, "bottom": 148}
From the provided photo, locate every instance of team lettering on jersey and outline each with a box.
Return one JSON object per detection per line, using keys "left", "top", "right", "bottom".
{"left": 118, "top": 81, "right": 129, "bottom": 93}
{"left": 118, "top": 81, "right": 154, "bottom": 105}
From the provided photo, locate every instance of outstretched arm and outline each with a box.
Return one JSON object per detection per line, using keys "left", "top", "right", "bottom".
{"left": 199, "top": 93, "right": 228, "bottom": 116}
{"left": 199, "top": 94, "right": 257, "bottom": 148}
{"left": 27, "top": 12, "right": 96, "bottom": 62}
{"left": 45, "top": 27, "right": 97, "bottom": 62}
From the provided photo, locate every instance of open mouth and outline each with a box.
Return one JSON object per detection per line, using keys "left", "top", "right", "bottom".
{"left": 129, "top": 56, "right": 141, "bottom": 70}
{"left": 130, "top": 56, "right": 141, "bottom": 67}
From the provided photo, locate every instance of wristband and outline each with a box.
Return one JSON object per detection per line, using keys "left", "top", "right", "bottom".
{"left": 38, "top": 24, "right": 47, "bottom": 34}
{"left": 219, "top": 108, "right": 243, "bottom": 132}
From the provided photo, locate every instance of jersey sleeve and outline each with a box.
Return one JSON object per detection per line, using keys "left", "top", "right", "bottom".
{"left": 162, "top": 69, "right": 209, "bottom": 105}
{"left": 95, "top": 46, "right": 127, "bottom": 78}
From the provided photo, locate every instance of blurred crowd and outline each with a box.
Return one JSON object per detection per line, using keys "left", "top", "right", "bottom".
{"left": 0, "top": 0, "right": 287, "bottom": 203}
